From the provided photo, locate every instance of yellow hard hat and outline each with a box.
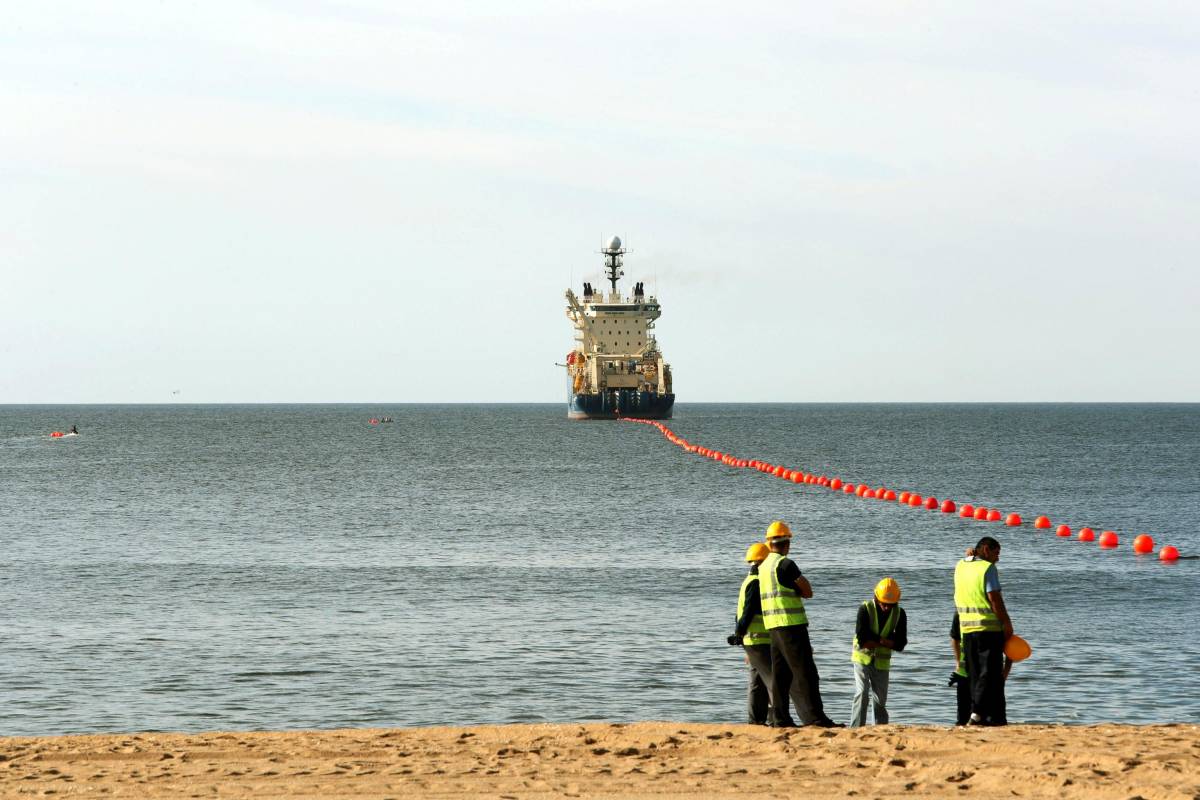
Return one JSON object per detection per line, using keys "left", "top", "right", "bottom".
{"left": 874, "top": 577, "right": 901, "bottom": 604}
{"left": 744, "top": 543, "right": 770, "bottom": 563}
{"left": 765, "top": 520, "right": 792, "bottom": 540}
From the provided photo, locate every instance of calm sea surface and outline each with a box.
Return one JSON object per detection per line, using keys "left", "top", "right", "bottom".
{"left": 1, "top": 403, "right": 1197, "bottom": 735}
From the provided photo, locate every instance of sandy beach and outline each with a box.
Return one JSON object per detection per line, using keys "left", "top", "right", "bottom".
{"left": 2, "top": 722, "right": 1197, "bottom": 799}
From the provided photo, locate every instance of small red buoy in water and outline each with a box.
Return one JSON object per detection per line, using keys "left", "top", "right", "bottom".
{"left": 1078, "top": 527, "right": 1096, "bottom": 542}
{"left": 791, "top": 472, "right": 804, "bottom": 483}
{"left": 1034, "top": 516, "right": 1051, "bottom": 529}
{"left": 1005, "top": 513, "right": 1022, "bottom": 527}
{"left": 1159, "top": 545, "right": 1180, "bottom": 561}
{"left": 855, "top": 485, "right": 867, "bottom": 497}
{"left": 830, "top": 478, "right": 843, "bottom": 490}
{"left": 908, "top": 494, "right": 923, "bottom": 507}
{"left": 941, "top": 499, "right": 956, "bottom": 513}
{"left": 1055, "top": 524, "right": 1071, "bottom": 537}
{"left": 862, "top": 488, "right": 875, "bottom": 499}
{"left": 924, "top": 496, "right": 938, "bottom": 510}
{"left": 959, "top": 503, "right": 975, "bottom": 518}
{"left": 843, "top": 484, "right": 856, "bottom": 494}
{"left": 987, "top": 509, "right": 1002, "bottom": 522}
{"left": 50, "top": 431, "right": 64, "bottom": 437}
{"left": 1133, "top": 534, "right": 1154, "bottom": 554}
{"left": 1099, "top": 530, "right": 1119, "bottom": 548}
{"left": 883, "top": 489, "right": 897, "bottom": 501}
{"left": 898, "top": 491, "right": 910, "bottom": 504}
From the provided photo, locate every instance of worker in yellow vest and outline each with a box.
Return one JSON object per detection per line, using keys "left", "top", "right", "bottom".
{"left": 759, "top": 520, "right": 841, "bottom": 728}
{"left": 849, "top": 577, "right": 908, "bottom": 727}
{"left": 953, "top": 536, "right": 1014, "bottom": 726}
{"left": 727, "top": 543, "right": 773, "bottom": 724}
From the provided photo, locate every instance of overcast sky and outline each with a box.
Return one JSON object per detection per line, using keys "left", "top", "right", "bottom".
{"left": 3, "top": 2, "right": 1197, "bottom": 402}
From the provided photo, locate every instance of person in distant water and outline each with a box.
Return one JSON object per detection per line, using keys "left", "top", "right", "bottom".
{"left": 953, "top": 537, "right": 1015, "bottom": 726}
{"left": 69, "top": 425, "right": 79, "bottom": 434}
{"left": 849, "top": 577, "right": 908, "bottom": 727}
{"left": 759, "top": 520, "right": 841, "bottom": 728}
{"left": 727, "top": 542, "right": 773, "bottom": 725}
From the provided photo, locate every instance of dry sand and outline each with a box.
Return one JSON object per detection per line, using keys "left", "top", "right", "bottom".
{"left": 1, "top": 722, "right": 1198, "bottom": 799}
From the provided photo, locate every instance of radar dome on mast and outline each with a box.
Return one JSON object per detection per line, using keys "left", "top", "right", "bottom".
{"left": 600, "top": 235, "right": 626, "bottom": 291}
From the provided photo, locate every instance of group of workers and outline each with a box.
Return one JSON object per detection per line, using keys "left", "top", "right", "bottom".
{"left": 728, "top": 521, "right": 1014, "bottom": 728}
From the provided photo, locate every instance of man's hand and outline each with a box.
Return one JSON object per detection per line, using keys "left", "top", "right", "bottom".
{"left": 879, "top": 638, "right": 894, "bottom": 649}
{"left": 859, "top": 641, "right": 877, "bottom": 650}
{"left": 726, "top": 634, "right": 742, "bottom": 647}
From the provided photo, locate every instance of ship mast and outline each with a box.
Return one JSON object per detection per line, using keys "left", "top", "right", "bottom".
{"left": 602, "top": 235, "right": 625, "bottom": 294}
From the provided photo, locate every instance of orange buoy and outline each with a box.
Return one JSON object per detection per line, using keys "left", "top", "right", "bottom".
{"left": 908, "top": 493, "right": 923, "bottom": 507}
{"left": 941, "top": 499, "right": 957, "bottom": 513}
{"left": 924, "top": 496, "right": 938, "bottom": 510}
{"left": 830, "top": 478, "right": 843, "bottom": 490}
{"left": 50, "top": 431, "right": 64, "bottom": 437}
{"left": 1078, "top": 527, "right": 1096, "bottom": 542}
{"left": 855, "top": 485, "right": 867, "bottom": 497}
{"left": 843, "top": 484, "right": 856, "bottom": 494}
{"left": 987, "top": 509, "right": 1002, "bottom": 522}
{"left": 1099, "top": 530, "right": 1119, "bottom": 548}
{"left": 898, "top": 491, "right": 911, "bottom": 504}
{"left": 1133, "top": 534, "right": 1154, "bottom": 554}
{"left": 1055, "top": 524, "right": 1071, "bottom": 538}
{"left": 959, "top": 503, "right": 975, "bottom": 518}
{"left": 1034, "top": 516, "right": 1051, "bottom": 529}
{"left": 1004, "top": 635, "right": 1032, "bottom": 662}
{"left": 1159, "top": 545, "right": 1180, "bottom": 561}
{"left": 791, "top": 472, "right": 804, "bottom": 483}
{"left": 973, "top": 506, "right": 989, "bottom": 520}
{"left": 883, "top": 489, "right": 897, "bottom": 501}
{"left": 1005, "top": 513, "right": 1022, "bottom": 527}
{"left": 862, "top": 488, "right": 876, "bottom": 499}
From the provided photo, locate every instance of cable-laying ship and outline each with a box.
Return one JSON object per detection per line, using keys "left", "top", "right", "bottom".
{"left": 564, "top": 236, "right": 674, "bottom": 420}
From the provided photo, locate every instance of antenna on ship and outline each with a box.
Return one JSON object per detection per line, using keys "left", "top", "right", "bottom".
{"left": 601, "top": 235, "right": 625, "bottom": 293}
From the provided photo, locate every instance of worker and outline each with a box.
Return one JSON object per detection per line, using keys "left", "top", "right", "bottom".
{"left": 759, "top": 520, "right": 840, "bottom": 728}
{"left": 950, "top": 610, "right": 1015, "bottom": 725}
{"left": 948, "top": 612, "right": 971, "bottom": 725}
{"left": 726, "top": 542, "right": 773, "bottom": 725}
{"left": 953, "top": 536, "right": 1014, "bottom": 726}
{"left": 849, "top": 577, "right": 908, "bottom": 727}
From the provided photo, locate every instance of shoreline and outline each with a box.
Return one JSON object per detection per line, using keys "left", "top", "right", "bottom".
{"left": 2, "top": 721, "right": 1197, "bottom": 798}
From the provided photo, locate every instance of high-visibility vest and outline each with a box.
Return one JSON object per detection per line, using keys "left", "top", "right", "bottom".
{"left": 737, "top": 572, "right": 771, "bottom": 646}
{"left": 851, "top": 600, "right": 900, "bottom": 670}
{"left": 759, "top": 552, "right": 808, "bottom": 629}
{"left": 954, "top": 558, "right": 1002, "bottom": 634}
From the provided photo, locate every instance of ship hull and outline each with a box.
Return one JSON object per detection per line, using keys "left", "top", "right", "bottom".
{"left": 568, "top": 390, "right": 675, "bottom": 420}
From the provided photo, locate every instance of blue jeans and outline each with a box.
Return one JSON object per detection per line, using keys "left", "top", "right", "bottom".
{"left": 850, "top": 662, "right": 890, "bottom": 727}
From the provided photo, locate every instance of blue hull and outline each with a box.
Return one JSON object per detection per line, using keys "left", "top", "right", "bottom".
{"left": 568, "top": 391, "right": 675, "bottom": 420}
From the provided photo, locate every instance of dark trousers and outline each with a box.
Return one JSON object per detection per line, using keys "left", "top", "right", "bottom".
{"left": 962, "top": 630, "right": 1006, "bottom": 725}
{"left": 744, "top": 644, "right": 772, "bottom": 724}
{"left": 954, "top": 675, "right": 971, "bottom": 725}
{"left": 768, "top": 624, "right": 826, "bottom": 725}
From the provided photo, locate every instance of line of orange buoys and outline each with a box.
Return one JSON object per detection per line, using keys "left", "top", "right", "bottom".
{"left": 619, "top": 417, "right": 1182, "bottom": 562}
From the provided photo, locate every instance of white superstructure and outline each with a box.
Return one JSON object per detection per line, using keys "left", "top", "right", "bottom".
{"left": 564, "top": 236, "right": 673, "bottom": 398}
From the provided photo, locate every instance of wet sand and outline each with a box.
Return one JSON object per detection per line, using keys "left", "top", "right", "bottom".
{"left": 1, "top": 721, "right": 1197, "bottom": 798}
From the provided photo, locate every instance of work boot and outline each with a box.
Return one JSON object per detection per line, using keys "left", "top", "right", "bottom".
{"left": 810, "top": 718, "right": 844, "bottom": 729}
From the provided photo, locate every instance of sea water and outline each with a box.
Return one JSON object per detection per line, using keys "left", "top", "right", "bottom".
{"left": 0, "top": 403, "right": 1197, "bottom": 735}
